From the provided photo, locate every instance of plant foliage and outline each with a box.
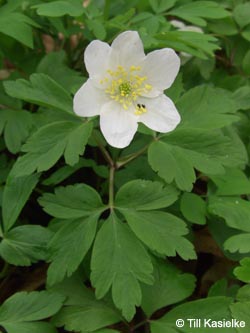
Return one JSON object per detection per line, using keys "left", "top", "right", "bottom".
{"left": 0, "top": 0, "right": 250, "bottom": 332}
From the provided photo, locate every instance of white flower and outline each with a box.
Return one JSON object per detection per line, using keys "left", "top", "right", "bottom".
{"left": 73, "top": 31, "right": 181, "bottom": 148}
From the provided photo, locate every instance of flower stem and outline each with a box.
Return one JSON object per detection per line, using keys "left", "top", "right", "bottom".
{"left": 109, "top": 165, "right": 115, "bottom": 211}
{"left": 93, "top": 133, "right": 114, "bottom": 167}
{"left": 116, "top": 143, "right": 150, "bottom": 169}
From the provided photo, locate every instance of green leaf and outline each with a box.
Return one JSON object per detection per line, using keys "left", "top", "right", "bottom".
{"left": 208, "top": 17, "right": 238, "bottom": 36}
{"left": 87, "top": 19, "right": 107, "bottom": 40}
{"left": 51, "top": 274, "right": 121, "bottom": 332}
{"left": 11, "top": 121, "right": 93, "bottom": 177}
{"left": 224, "top": 233, "right": 250, "bottom": 254}
{"left": 230, "top": 301, "right": 250, "bottom": 333}
{"left": 0, "top": 291, "right": 64, "bottom": 333}
{"left": 115, "top": 180, "right": 179, "bottom": 211}
{"left": 180, "top": 192, "right": 206, "bottom": 225}
{"left": 233, "top": 3, "right": 250, "bottom": 28}
{"left": 210, "top": 168, "right": 250, "bottom": 196}
{"left": 208, "top": 279, "right": 228, "bottom": 297}
{"left": 42, "top": 158, "right": 108, "bottom": 186}
{"left": 148, "top": 140, "right": 195, "bottom": 191}
{"left": 39, "top": 183, "right": 104, "bottom": 219}
{"left": 148, "top": 129, "right": 247, "bottom": 191}
{"left": 0, "top": 12, "right": 38, "bottom": 48}
{"left": 149, "top": 0, "right": 176, "bottom": 13}
{"left": 236, "top": 285, "right": 250, "bottom": 302}
{"left": 176, "top": 86, "right": 240, "bottom": 130}
{"left": 141, "top": 258, "right": 196, "bottom": 316}
{"left": 108, "top": 8, "right": 135, "bottom": 29}
{"left": 4, "top": 74, "right": 73, "bottom": 113}
{"left": 0, "top": 225, "right": 52, "bottom": 266}
{"left": 233, "top": 86, "right": 250, "bottom": 110}
{"left": 169, "top": 1, "right": 229, "bottom": 26}
{"left": 242, "top": 50, "right": 250, "bottom": 75}
{"left": 2, "top": 174, "right": 39, "bottom": 231}
{"left": 47, "top": 214, "right": 99, "bottom": 286}
{"left": 242, "top": 26, "right": 250, "bottom": 42}
{"left": 234, "top": 258, "right": 250, "bottom": 283}
{"left": 166, "top": 73, "right": 184, "bottom": 103}
{"left": 0, "top": 109, "right": 33, "bottom": 153}
{"left": 150, "top": 297, "right": 234, "bottom": 333}
{"left": 54, "top": 306, "right": 120, "bottom": 333}
{"left": 36, "top": 51, "right": 83, "bottom": 93}
{"left": 33, "top": 1, "right": 85, "bottom": 17}
{"left": 91, "top": 213, "right": 153, "bottom": 320}
{"left": 208, "top": 197, "right": 250, "bottom": 232}
{"left": 208, "top": 218, "right": 246, "bottom": 261}
{"left": 123, "top": 210, "right": 196, "bottom": 260}
{"left": 156, "top": 31, "right": 219, "bottom": 59}
{"left": 1, "top": 321, "right": 58, "bottom": 333}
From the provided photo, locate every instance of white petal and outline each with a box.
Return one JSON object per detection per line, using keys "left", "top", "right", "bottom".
{"left": 111, "top": 31, "right": 145, "bottom": 68}
{"left": 73, "top": 80, "right": 108, "bottom": 117}
{"left": 100, "top": 102, "right": 138, "bottom": 148}
{"left": 84, "top": 40, "right": 112, "bottom": 79}
{"left": 180, "top": 25, "right": 203, "bottom": 33}
{"left": 142, "top": 48, "right": 180, "bottom": 93}
{"left": 170, "top": 20, "right": 186, "bottom": 29}
{"left": 138, "top": 95, "right": 181, "bottom": 133}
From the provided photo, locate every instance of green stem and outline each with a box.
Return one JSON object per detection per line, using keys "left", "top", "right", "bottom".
{"left": 104, "top": 0, "right": 111, "bottom": 20}
{"left": 109, "top": 165, "right": 115, "bottom": 211}
{"left": 116, "top": 144, "right": 150, "bottom": 169}
{"left": 93, "top": 133, "right": 114, "bottom": 167}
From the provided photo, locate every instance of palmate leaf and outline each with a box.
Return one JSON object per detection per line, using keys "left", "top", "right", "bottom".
{"left": 233, "top": 3, "right": 250, "bottom": 29}
{"left": 155, "top": 31, "right": 219, "bottom": 59}
{"left": 224, "top": 233, "right": 250, "bottom": 254}
{"left": 54, "top": 306, "right": 120, "bottom": 333}
{"left": 176, "top": 85, "right": 240, "bottom": 130}
{"left": 234, "top": 258, "right": 250, "bottom": 283}
{"left": 33, "top": 0, "right": 85, "bottom": 17}
{"left": 210, "top": 168, "right": 250, "bottom": 196}
{"left": 4, "top": 74, "right": 73, "bottom": 113}
{"left": 208, "top": 196, "right": 250, "bottom": 232}
{"left": 0, "top": 225, "right": 52, "bottom": 266}
{"left": 36, "top": 51, "right": 83, "bottom": 93}
{"left": 141, "top": 258, "right": 196, "bottom": 316}
{"left": 0, "top": 291, "right": 65, "bottom": 333}
{"left": 168, "top": 1, "right": 229, "bottom": 26}
{"left": 51, "top": 274, "right": 121, "bottom": 332}
{"left": 115, "top": 179, "right": 179, "bottom": 210}
{"left": 230, "top": 301, "right": 250, "bottom": 333}
{"left": 47, "top": 214, "right": 99, "bottom": 286}
{"left": 0, "top": 109, "right": 33, "bottom": 153}
{"left": 123, "top": 210, "right": 196, "bottom": 260}
{"left": 2, "top": 173, "right": 39, "bottom": 231}
{"left": 11, "top": 120, "right": 93, "bottom": 177}
{"left": 180, "top": 192, "right": 206, "bottom": 225}
{"left": 39, "top": 183, "right": 105, "bottom": 219}
{"left": 148, "top": 129, "right": 247, "bottom": 191}
{"left": 0, "top": 11, "right": 39, "bottom": 48}
{"left": 149, "top": 0, "right": 176, "bottom": 13}
{"left": 39, "top": 184, "right": 105, "bottom": 284}
{"left": 150, "top": 297, "right": 234, "bottom": 333}
{"left": 91, "top": 213, "right": 154, "bottom": 321}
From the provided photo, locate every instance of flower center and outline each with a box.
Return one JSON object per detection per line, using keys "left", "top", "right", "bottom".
{"left": 119, "top": 82, "right": 132, "bottom": 97}
{"left": 100, "top": 65, "right": 152, "bottom": 113}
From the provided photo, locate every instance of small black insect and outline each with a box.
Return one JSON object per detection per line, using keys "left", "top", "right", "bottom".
{"left": 136, "top": 103, "right": 146, "bottom": 109}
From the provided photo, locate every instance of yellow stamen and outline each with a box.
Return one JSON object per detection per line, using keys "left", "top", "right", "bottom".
{"left": 100, "top": 65, "right": 152, "bottom": 112}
